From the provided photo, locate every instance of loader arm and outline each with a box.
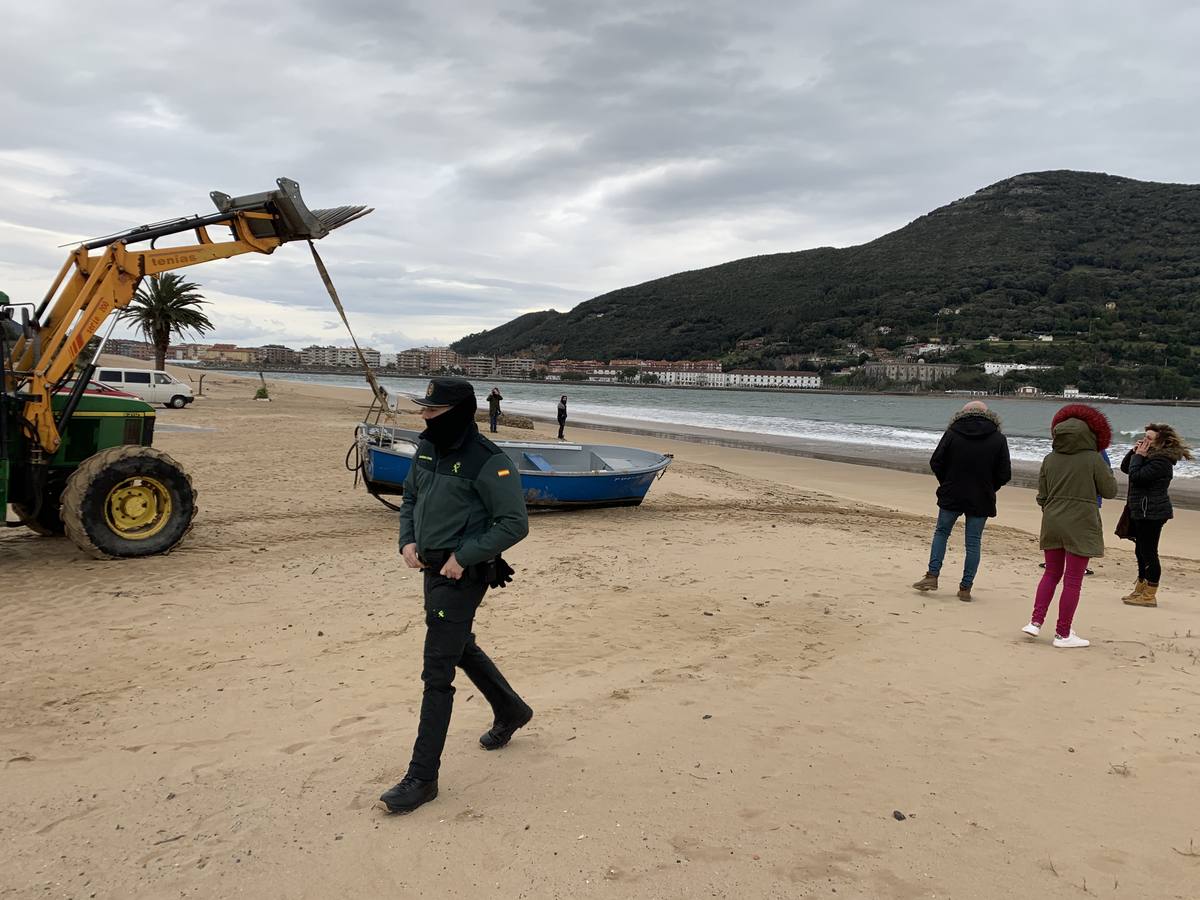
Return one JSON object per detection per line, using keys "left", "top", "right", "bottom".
{"left": 9, "top": 178, "right": 370, "bottom": 455}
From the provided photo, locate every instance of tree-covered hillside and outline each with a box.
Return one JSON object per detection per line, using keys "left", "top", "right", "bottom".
{"left": 453, "top": 170, "right": 1200, "bottom": 397}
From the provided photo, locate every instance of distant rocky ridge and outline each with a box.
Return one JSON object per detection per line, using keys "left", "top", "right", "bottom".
{"left": 453, "top": 171, "right": 1200, "bottom": 398}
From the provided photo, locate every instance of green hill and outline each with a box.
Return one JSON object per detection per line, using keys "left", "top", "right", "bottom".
{"left": 453, "top": 170, "right": 1200, "bottom": 397}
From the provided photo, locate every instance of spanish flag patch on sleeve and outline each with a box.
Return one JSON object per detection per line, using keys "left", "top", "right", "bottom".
{"left": 496, "top": 468, "right": 511, "bottom": 477}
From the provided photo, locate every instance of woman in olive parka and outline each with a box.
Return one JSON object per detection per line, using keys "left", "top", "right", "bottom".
{"left": 1022, "top": 404, "right": 1118, "bottom": 648}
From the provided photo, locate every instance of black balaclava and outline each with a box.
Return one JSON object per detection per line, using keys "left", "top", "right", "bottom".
{"left": 423, "top": 397, "right": 478, "bottom": 453}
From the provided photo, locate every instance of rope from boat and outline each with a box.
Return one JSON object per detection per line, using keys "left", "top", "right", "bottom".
{"left": 345, "top": 425, "right": 405, "bottom": 512}
{"left": 308, "top": 240, "right": 390, "bottom": 408}
{"left": 345, "top": 438, "right": 362, "bottom": 486}
{"left": 370, "top": 492, "right": 404, "bottom": 512}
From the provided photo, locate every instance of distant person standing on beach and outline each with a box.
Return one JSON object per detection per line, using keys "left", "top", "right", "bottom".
{"left": 487, "top": 388, "right": 503, "bottom": 433}
{"left": 1119, "top": 423, "right": 1193, "bottom": 608}
{"left": 912, "top": 401, "right": 1012, "bottom": 601}
{"left": 1022, "top": 404, "right": 1117, "bottom": 648}
{"left": 557, "top": 395, "right": 568, "bottom": 440}
{"left": 379, "top": 377, "right": 532, "bottom": 815}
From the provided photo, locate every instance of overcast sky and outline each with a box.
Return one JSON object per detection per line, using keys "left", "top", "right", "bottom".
{"left": 2, "top": 1, "right": 1198, "bottom": 352}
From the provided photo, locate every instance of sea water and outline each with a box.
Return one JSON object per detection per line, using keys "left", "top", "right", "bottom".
{"left": 226, "top": 371, "right": 1200, "bottom": 478}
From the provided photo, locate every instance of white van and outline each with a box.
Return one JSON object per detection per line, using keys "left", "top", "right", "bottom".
{"left": 95, "top": 368, "right": 195, "bottom": 408}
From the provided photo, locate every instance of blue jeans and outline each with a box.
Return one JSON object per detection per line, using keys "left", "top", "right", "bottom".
{"left": 927, "top": 508, "right": 987, "bottom": 588}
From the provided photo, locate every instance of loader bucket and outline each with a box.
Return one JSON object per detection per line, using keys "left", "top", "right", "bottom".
{"left": 210, "top": 177, "right": 372, "bottom": 243}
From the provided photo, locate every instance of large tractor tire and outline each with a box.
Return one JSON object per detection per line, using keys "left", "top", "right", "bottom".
{"left": 61, "top": 446, "right": 197, "bottom": 559}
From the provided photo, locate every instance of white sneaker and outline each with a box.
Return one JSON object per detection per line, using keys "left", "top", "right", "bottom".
{"left": 1021, "top": 623, "right": 1040, "bottom": 637}
{"left": 1053, "top": 632, "right": 1089, "bottom": 648}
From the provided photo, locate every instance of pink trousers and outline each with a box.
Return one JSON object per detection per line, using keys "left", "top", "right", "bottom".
{"left": 1031, "top": 549, "right": 1089, "bottom": 639}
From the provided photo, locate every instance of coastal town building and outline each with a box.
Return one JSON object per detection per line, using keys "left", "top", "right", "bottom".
{"left": 300, "top": 345, "right": 336, "bottom": 366}
{"left": 200, "top": 343, "right": 255, "bottom": 365}
{"left": 640, "top": 368, "right": 822, "bottom": 389}
{"left": 465, "top": 356, "right": 496, "bottom": 377}
{"left": 862, "top": 362, "right": 960, "bottom": 384}
{"left": 426, "top": 347, "right": 463, "bottom": 371}
{"left": 255, "top": 344, "right": 300, "bottom": 366}
{"left": 1016, "top": 385, "right": 1042, "bottom": 396}
{"left": 726, "top": 370, "right": 821, "bottom": 389}
{"left": 299, "top": 345, "right": 381, "bottom": 367}
{"left": 641, "top": 359, "right": 722, "bottom": 373}
{"left": 983, "top": 362, "right": 1050, "bottom": 377}
{"left": 548, "top": 359, "right": 606, "bottom": 375}
{"left": 642, "top": 368, "right": 725, "bottom": 387}
{"left": 107, "top": 338, "right": 155, "bottom": 360}
{"left": 397, "top": 349, "right": 429, "bottom": 373}
{"left": 495, "top": 357, "right": 535, "bottom": 378}
{"left": 167, "top": 343, "right": 205, "bottom": 361}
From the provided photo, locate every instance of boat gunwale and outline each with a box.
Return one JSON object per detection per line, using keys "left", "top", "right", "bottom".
{"left": 360, "top": 424, "right": 672, "bottom": 480}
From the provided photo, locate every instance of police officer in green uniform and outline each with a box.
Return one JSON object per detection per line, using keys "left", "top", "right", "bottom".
{"left": 380, "top": 377, "right": 533, "bottom": 814}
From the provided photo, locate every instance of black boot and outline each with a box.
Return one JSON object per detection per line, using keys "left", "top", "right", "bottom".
{"left": 479, "top": 703, "right": 533, "bottom": 751}
{"left": 379, "top": 775, "right": 438, "bottom": 813}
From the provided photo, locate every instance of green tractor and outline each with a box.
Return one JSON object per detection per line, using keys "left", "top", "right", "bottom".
{"left": 1, "top": 179, "right": 370, "bottom": 558}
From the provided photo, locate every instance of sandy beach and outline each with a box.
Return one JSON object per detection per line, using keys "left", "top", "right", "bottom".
{"left": 3, "top": 371, "right": 1199, "bottom": 899}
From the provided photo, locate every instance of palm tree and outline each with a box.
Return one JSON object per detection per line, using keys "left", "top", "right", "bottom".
{"left": 121, "top": 273, "right": 214, "bottom": 369}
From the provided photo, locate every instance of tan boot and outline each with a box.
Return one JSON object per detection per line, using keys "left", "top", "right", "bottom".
{"left": 1120, "top": 579, "right": 1147, "bottom": 603}
{"left": 957, "top": 585, "right": 972, "bottom": 602}
{"left": 1124, "top": 583, "right": 1158, "bottom": 607}
{"left": 912, "top": 573, "right": 938, "bottom": 591}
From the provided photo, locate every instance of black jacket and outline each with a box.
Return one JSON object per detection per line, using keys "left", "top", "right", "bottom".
{"left": 398, "top": 423, "right": 529, "bottom": 565}
{"left": 929, "top": 410, "right": 1013, "bottom": 517}
{"left": 1121, "top": 449, "right": 1175, "bottom": 520}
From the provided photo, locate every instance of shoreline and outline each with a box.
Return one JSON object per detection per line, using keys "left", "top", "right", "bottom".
{"left": 536, "top": 409, "right": 1200, "bottom": 510}
{"left": 94, "top": 360, "right": 1200, "bottom": 506}
{"left": 188, "top": 364, "right": 1200, "bottom": 406}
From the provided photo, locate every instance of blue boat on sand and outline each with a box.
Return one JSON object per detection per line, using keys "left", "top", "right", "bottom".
{"left": 355, "top": 425, "right": 672, "bottom": 510}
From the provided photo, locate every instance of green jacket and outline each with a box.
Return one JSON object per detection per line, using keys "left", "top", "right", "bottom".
{"left": 398, "top": 424, "right": 528, "bottom": 566}
{"left": 1037, "top": 419, "right": 1118, "bottom": 558}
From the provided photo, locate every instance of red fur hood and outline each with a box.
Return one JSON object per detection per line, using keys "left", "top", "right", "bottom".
{"left": 1051, "top": 404, "right": 1112, "bottom": 451}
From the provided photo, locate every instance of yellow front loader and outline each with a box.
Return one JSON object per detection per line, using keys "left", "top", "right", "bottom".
{"left": 1, "top": 178, "right": 370, "bottom": 557}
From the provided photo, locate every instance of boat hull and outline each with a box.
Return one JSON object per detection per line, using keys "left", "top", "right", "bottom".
{"left": 360, "top": 428, "right": 670, "bottom": 510}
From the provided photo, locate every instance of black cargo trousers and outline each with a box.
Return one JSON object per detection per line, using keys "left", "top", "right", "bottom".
{"left": 407, "top": 551, "right": 525, "bottom": 781}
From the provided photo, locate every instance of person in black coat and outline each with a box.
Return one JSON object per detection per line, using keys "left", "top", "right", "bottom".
{"left": 912, "top": 401, "right": 1012, "bottom": 601}
{"left": 556, "top": 395, "right": 568, "bottom": 440}
{"left": 1119, "top": 423, "right": 1193, "bottom": 608}
{"left": 487, "top": 388, "right": 503, "bottom": 433}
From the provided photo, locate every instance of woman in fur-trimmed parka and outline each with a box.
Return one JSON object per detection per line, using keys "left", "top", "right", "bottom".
{"left": 1022, "top": 404, "right": 1118, "bottom": 648}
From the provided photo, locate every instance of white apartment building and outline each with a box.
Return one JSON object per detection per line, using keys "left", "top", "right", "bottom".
{"left": 641, "top": 369, "right": 822, "bottom": 389}
{"left": 642, "top": 369, "right": 725, "bottom": 387}
{"left": 301, "top": 345, "right": 380, "bottom": 367}
{"left": 496, "top": 357, "right": 535, "bottom": 378}
{"left": 465, "top": 356, "right": 496, "bottom": 377}
{"left": 983, "top": 362, "right": 1049, "bottom": 377}
{"left": 726, "top": 370, "right": 821, "bottom": 389}
{"left": 397, "top": 349, "right": 429, "bottom": 373}
{"left": 426, "top": 347, "right": 463, "bottom": 371}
